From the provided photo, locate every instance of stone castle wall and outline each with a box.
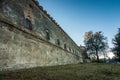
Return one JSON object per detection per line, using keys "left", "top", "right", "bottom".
{"left": 0, "top": 0, "right": 83, "bottom": 69}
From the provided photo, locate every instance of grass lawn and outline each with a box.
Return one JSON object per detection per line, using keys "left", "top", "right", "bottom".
{"left": 0, "top": 63, "right": 120, "bottom": 80}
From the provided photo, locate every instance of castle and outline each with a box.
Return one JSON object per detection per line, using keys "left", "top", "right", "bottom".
{"left": 0, "top": 0, "right": 83, "bottom": 69}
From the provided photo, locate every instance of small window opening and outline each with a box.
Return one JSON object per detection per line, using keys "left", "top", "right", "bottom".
{"left": 57, "top": 39, "right": 60, "bottom": 45}
{"left": 46, "top": 30, "right": 50, "bottom": 40}
{"left": 25, "top": 18, "right": 32, "bottom": 30}
{"left": 29, "top": 4, "right": 33, "bottom": 9}
{"left": 69, "top": 48, "right": 71, "bottom": 52}
{"left": 73, "top": 49, "right": 74, "bottom": 53}
{"left": 64, "top": 44, "right": 66, "bottom": 49}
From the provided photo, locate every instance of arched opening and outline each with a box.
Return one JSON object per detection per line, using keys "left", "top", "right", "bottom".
{"left": 46, "top": 30, "right": 50, "bottom": 40}
{"left": 57, "top": 39, "right": 60, "bottom": 45}
{"left": 64, "top": 44, "right": 66, "bottom": 49}
{"left": 25, "top": 18, "right": 32, "bottom": 30}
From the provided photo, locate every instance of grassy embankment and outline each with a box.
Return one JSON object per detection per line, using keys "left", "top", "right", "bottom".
{"left": 0, "top": 63, "right": 120, "bottom": 80}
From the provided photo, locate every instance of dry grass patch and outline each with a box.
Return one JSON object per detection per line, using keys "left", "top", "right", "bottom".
{"left": 0, "top": 63, "right": 120, "bottom": 80}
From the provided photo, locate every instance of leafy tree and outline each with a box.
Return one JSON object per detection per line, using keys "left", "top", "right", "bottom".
{"left": 84, "top": 31, "right": 108, "bottom": 62}
{"left": 112, "top": 28, "right": 120, "bottom": 62}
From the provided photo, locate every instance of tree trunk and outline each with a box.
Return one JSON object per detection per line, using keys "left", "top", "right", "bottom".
{"left": 103, "top": 52, "right": 106, "bottom": 63}
{"left": 118, "top": 57, "right": 120, "bottom": 62}
{"left": 96, "top": 50, "right": 99, "bottom": 63}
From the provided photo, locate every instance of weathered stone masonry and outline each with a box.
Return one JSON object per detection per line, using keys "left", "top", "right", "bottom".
{"left": 0, "top": 0, "right": 83, "bottom": 69}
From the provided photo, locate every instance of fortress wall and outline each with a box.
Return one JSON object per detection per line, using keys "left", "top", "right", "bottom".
{"left": 0, "top": 21, "right": 80, "bottom": 69}
{"left": 0, "top": 0, "right": 83, "bottom": 69}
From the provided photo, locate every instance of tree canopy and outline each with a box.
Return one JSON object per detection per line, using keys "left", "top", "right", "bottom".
{"left": 84, "top": 31, "right": 108, "bottom": 62}
{"left": 112, "top": 28, "right": 120, "bottom": 62}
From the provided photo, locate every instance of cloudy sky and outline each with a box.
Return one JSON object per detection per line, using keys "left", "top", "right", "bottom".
{"left": 39, "top": 0, "right": 120, "bottom": 48}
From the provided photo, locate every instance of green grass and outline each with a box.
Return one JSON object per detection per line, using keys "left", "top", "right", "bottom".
{"left": 0, "top": 63, "right": 120, "bottom": 80}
